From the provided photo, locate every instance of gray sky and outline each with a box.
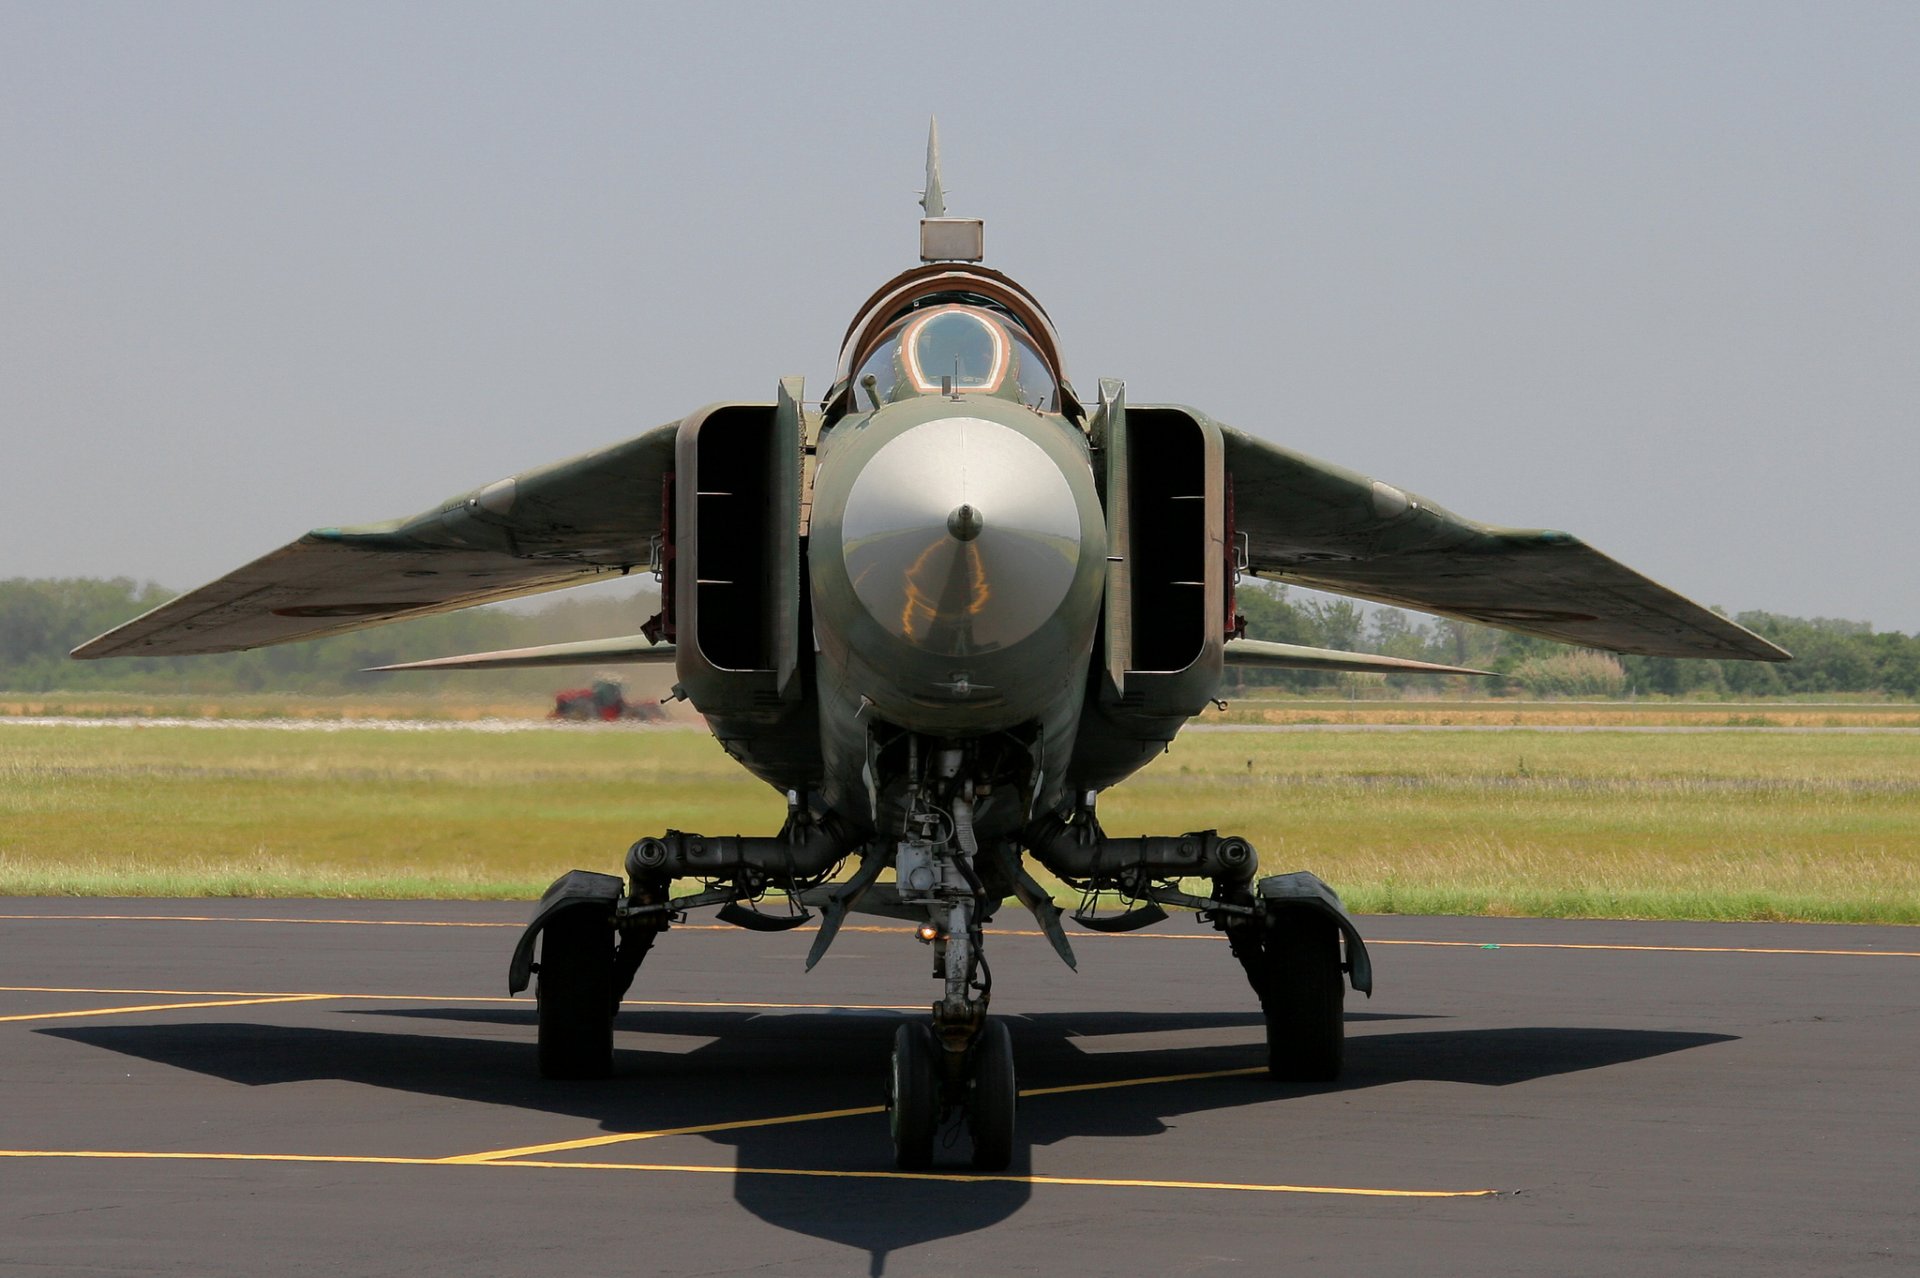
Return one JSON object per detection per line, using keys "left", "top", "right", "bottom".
{"left": 5, "top": 3, "right": 1916, "bottom": 629}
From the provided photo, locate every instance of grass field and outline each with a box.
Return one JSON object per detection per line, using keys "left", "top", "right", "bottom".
{"left": 1209, "top": 696, "right": 1920, "bottom": 729}
{"left": 3, "top": 720, "right": 1917, "bottom": 923}
{"left": 7, "top": 691, "right": 1916, "bottom": 728}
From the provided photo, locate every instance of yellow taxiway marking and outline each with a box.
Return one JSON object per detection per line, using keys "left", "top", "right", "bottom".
{"left": 1018, "top": 1065, "right": 1265, "bottom": 1098}
{"left": 0, "top": 993, "right": 337, "bottom": 1024}
{"left": 3, "top": 913, "right": 1915, "bottom": 960}
{"left": 0, "top": 1150, "right": 1490, "bottom": 1197}
{"left": 0, "top": 985, "right": 920, "bottom": 1014}
{"left": 0, "top": 913, "right": 516, "bottom": 928}
{"left": 443, "top": 1104, "right": 891, "bottom": 1163}
{"left": 450, "top": 1065, "right": 1269, "bottom": 1164}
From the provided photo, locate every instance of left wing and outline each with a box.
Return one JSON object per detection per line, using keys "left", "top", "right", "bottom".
{"left": 73, "top": 421, "right": 678, "bottom": 659}
{"left": 1215, "top": 419, "right": 1788, "bottom": 662}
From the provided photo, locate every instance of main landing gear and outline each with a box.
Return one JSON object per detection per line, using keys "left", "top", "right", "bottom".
{"left": 1228, "top": 905, "right": 1345, "bottom": 1080}
{"left": 1222, "top": 875, "right": 1370, "bottom": 1081}
{"left": 1026, "top": 813, "right": 1371, "bottom": 1085}
{"left": 506, "top": 869, "right": 666, "bottom": 1082}
{"left": 507, "top": 807, "right": 1371, "bottom": 1170}
{"left": 535, "top": 907, "right": 614, "bottom": 1079}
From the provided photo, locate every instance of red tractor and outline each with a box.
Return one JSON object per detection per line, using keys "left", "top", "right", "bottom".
{"left": 550, "top": 678, "right": 666, "bottom": 722}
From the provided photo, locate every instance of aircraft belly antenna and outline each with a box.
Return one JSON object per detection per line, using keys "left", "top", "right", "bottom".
{"left": 918, "top": 114, "right": 984, "bottom": 263}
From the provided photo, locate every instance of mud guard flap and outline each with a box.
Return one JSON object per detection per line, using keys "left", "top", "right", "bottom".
{"left": 1256, "top": 871, "right": 1373, "bottom": 996}
{"left": 507, "top": 869, "right": 625, "bottom": 995}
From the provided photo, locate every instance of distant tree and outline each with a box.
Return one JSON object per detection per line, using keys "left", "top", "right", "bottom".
{"left": 0, "top": 576, "right": 659, "bottom": 696}
{"left": 1509, "top": 651, "right": 1627, "bottom": 698}
{"left": 7, "top": 577, "right": 1917, "bottom": 701}
{"left": 1300, "top": 598, "right": 1366, "bottom": 651}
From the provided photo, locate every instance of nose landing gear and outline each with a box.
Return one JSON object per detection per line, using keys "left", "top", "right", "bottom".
{"left": 887, "top": 1012, "right": 1018, "bottom": 1172}
{"left": 884, "top": 770, "right": 1018, "bottom": 1171}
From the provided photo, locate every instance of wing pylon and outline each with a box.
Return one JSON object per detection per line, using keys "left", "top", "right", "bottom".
{"left": 366, "top": 635, "right": 675, "bottom": 673}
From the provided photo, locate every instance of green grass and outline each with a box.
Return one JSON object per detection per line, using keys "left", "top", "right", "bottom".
{"left": 3, "top": 723, "right": 1918, "bottom": 924}
{"left": 1103, "top": 732, "right": 1920, "bottom": 923}
{"left": 0, "top": 725, "right": 770, "bottom": 898}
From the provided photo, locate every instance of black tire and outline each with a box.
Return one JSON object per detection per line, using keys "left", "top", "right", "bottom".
{"left": 968, "top": 1019, "right": 1017, "bottom": 1172}
{"left": 536, "top": 908, "right": 614, "bottom": 1080}
{"left": 889, "top": 1022, "right": 939, "bottom": 1171}
{"left": 1262, "top": 911, "right": 1345, "bottom": 1082}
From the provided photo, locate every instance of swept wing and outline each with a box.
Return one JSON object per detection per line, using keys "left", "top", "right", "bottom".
{"left": 73, "top": 422, "right": 678, "bottom": 659}
{"left": 1218, "top": 422, "right": 1788, "bottom": 661}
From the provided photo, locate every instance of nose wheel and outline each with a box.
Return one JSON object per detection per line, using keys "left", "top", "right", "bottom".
{"left": 966, "top": 1018, "right": 1016, "bottom": 1170}
{"left": 889, "top": 1023, "right": 940, "bottom": 1170}
{"left": 887, "top": 1016, "right": 1018, "bottom": 1171}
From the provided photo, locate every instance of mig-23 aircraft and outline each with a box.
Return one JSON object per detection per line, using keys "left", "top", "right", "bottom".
{"left": 75, "top": 124, "right": 1789, "bottom": 1171}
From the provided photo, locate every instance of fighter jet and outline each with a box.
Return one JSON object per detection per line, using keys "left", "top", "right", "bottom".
{"left": 74, "top": 123, "right": 1789, "bottom": 1171}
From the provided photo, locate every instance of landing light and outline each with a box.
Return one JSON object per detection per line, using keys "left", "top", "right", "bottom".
{"left": 916, "top": 923, "right": 941, "bottom": 943}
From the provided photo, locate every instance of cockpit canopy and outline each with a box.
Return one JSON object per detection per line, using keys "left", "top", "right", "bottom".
{"left": 830, "top": 264, "right": 1080, "bottom": 424}
{"left": 853, "top": 302, "right": 1059, "bottom": 410}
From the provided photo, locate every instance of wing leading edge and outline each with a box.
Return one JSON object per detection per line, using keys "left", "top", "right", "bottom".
{"left": 73, "top": 421, "right": 679, "bottom": 659}
{"left": 1214, "top": 419, "right": 1788, "bottom": 662}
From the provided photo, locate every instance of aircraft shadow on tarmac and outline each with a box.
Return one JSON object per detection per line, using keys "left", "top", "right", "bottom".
{"left": 45, "top": 1010, "right": 1736, "bottom": 1274}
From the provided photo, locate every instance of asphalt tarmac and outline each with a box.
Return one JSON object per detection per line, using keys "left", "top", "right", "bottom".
{"left": 2, "top": 900, "right": 1915, "bottom": 1276}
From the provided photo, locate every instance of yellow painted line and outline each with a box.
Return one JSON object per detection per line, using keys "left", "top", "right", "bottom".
{"left": 0, "top": 985, "right": 518, "bottom": 1001}
{"left": 1019, "top": 1065, "right": 1264, "bottom": 1098}
{"left": 0, "top": 985, "right": 918, "bottom": 1013}
{"left": 612, "top": 998, "right": 920, "bottom": 1011}
{"left": 500, "top": 1160, "right": 1495, "bottom": 1197}
{"left": 444, "top": 1103, "right": 889, "bottom": 1163}
{"left": 0, "top": 1150, "right": 1491, "bottom": 1197}
{"left": 451, "top": 1064, "right": 1269, "bottom": 1164}
{"left": 0, "top": 914, "right": 515, "bottom": 928}
{"left": 0, "top": 1149, "right": 444, "bottom": 1167}
{"left": 0, "top": 993, "right": 337, "bottom": 1024}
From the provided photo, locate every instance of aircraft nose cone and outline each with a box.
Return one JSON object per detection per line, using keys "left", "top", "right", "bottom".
{"left": 946, "top": 504, "right": 985, "bottom": 542}
{"left": 840, "top": 417, "right": 1082, "bottom": 656}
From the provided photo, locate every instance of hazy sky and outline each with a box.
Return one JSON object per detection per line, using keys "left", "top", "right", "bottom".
{"left": 5, "top": 4, "right": 1916, "bottom": 630}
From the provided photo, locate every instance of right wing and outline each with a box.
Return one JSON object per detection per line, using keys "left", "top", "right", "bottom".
{"left": 1218, "top": 421, "right": 1789, "bottom": 662}
{"left": 73, "top": 421, "right": 679, "bottom": 659}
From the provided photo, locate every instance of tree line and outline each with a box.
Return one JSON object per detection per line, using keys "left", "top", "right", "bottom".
{"left": 1231, "top": 582, "right": 1920, "bottom": 698}
{"left": 3, "top": 576, "right": 1916, "bottom": 699}
{"left": 0, "top": 577, "right": 662, "bottom": 696}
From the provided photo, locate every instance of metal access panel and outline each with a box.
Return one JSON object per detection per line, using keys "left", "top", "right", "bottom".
{"left": 919, "top": 218, "right": 985, "bottom": 262}
{"left": 673, "top": 378, "right": 804, "bottom": 716}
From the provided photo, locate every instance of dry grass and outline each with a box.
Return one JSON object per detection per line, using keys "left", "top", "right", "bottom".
{"left": 1102, "top": 731, "right": 1920, "bottom": 921}
{"left": 1207, "top": 697, "right": 1920, "bottom": 728}
{"left": 3, "top": 720, "right": 1917, "bottom": 923}
{"left": 0, "top": 691, "right": 550, "bottom": 722}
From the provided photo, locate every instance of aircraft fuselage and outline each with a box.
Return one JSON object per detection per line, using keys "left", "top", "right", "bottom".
{"left": 808, "top": 394, "right": 1108, "bottom": 841}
